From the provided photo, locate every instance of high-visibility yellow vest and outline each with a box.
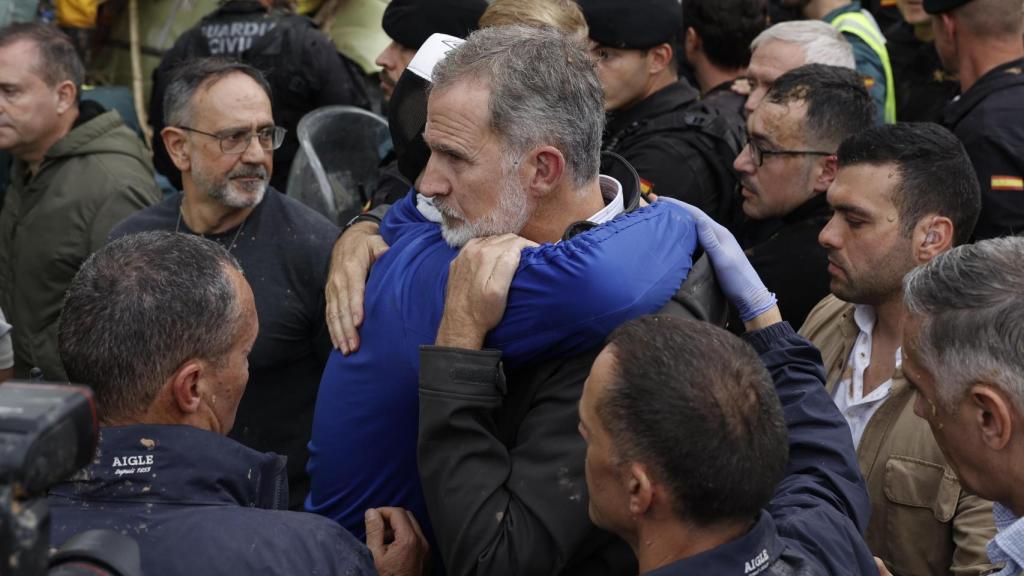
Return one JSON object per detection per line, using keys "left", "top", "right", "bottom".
{"left": 831, "top": 10, "right": 897, "bottom": 124}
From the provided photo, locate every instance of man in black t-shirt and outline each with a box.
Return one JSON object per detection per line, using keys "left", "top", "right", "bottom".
{"left": 111, "top": 58, "right": 338, "bottom": 510}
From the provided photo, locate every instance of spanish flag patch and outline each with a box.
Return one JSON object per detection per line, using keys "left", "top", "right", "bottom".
{"left": 863, "top": 76, "right": 875, "bottom": 89}
{"left": 992, "top": 175, "right": 1024, "bottom": 191}
{"left": 639, "top": 177, "right": 654, "bottom": 196}
{"left": 880, "top": 0, "right": 897, "bottom": 6}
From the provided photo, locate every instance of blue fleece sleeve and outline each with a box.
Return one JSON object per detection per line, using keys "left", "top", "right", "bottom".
{"left": 384, "top": 199, "right": 698, "bottom": 367}
{"left": 488, "top": 202, "right": 697, "bottom": 366}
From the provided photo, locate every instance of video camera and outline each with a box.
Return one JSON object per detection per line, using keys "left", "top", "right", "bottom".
{"left": 0, "top": 381, "right": 141, "bottom": 576}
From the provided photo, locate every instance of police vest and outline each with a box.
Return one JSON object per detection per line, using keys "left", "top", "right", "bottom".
{"left": 831, "top": 10, "right": 897, "bottom": 123}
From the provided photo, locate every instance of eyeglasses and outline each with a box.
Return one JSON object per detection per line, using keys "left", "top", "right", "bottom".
{"left": 745, "top": 136, "right": 834, "bottom": 167}
{"left": 178, "top": 125, "right": 287, "bottom": 154}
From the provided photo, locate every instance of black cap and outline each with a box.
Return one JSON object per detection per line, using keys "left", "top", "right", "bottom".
{"left": 578, "top": 0, "right": 682, "bottom": 49}
{"left": 923, "top": 0, "right": 974, "bottom": 14}
{"left": 382, "top": 0, "right": 487, "bottom": 50}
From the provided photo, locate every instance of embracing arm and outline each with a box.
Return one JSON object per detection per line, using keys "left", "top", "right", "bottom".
{"left": 417, "top": 235, "right": 627, "bottom": 575}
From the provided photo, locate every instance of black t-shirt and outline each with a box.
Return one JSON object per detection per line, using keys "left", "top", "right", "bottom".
{"left": 109, "top": 189, "right": 339, "bottom": 509}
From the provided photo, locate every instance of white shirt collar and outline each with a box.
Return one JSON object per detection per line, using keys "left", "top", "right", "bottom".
{"left": 586, "top": 175, "right": 625, "bottom": 225}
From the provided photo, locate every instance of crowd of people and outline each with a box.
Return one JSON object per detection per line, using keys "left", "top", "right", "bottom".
{"left": 1, "top": 0, "right": 1023, "bottom": 574}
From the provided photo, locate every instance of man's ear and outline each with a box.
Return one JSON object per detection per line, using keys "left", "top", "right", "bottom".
{"left": 169, "top": 359, "right": 204, "bottom": 416}
{"left": 970, "top": 383, "right": 1014, "bottom": 452}
{"left": 684, "top": 27, "right": 701, "bottom": 58}
{"left": 55, "top": 80, "right": 77, "bottom": 115}
{"left": 162, "top": 127, "right": 192, "bottom": 173}
{"left": 626, "top": 461, "right": 655, "bottom": 517}
{"left": 940, "top": 13, "right": 957, "bottom": 44}
{"left": 912, "top": 215, "right": 954, "bottom": 263}
{"left": 526, "top": 145, "right": 566, "bottom": 197}
{"left": 813, "top": 155, "right": 839, "bottom": 193}
{"left": 647, "top": 43, "right": 674, "bottom": 75}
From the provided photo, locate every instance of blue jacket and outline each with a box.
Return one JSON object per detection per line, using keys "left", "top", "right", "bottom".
{"left": 306, "top": 191, "right": 697, "bottom": 553}
{"left": 648, "top": 323, "right": 877, "bottom": 575}
{"left": 49, "top": 424, "right": 374, "bottom": 576}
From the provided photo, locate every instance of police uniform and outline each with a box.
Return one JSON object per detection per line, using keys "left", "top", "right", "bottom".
{"left": 884, "top": 20, "right": 959, "bottom": 123}
{"left": 927, "top": 0, "right": 1024, "bottom": 240}
{"left": 366, "top": 0, "right": 486, "bottom": 209}
{"left": 579, "top": 0, "right": 745, "bottom": 229}
{"left": 825, "top": 2, "right": 896, "bottom": 124}
{"left": 150, "top": 0, "right": 370, "bottom": 193}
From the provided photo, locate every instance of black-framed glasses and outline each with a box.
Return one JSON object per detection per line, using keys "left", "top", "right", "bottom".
{"left": 178, "top": 125, "right": 287, "bottom": 154}
{"left": 745, "top": 136, "right": 834, "bottom": 167}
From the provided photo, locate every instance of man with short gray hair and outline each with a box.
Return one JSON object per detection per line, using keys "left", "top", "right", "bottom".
{"left": 110, "top": 57, "right": 339, "bottom": 510}
{"left": 308, "top": 25, "right": 716, "bottom": 575}
{"left": 901, "top": 235, "right": 1024, "bottom": 576}
{"left": 744, "top": 20, "right": 855, "bottom": 116}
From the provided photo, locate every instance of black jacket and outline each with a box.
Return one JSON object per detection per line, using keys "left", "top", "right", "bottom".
{"left": 884, "top": 22, "right": 958, "bottom": 123}
{"left": 944, "top": 57, "right": 1024, "bottom": 240}
{"left": 603, "top": 80, "right": 744, "bottom": 228}
{"left": 740, "top": 193, "right": 832, "bottom": 332}
{"left": 415, "top": 181, "right": 727, "bottom": 575}
{"left": 49, "top": 425, "right": 375, "bottom": 576}
{"left": 149, "top": 1, "right": 370, "bottom": 193}
{"left": 420, "top": 323, "right": 875, "bottom": 576}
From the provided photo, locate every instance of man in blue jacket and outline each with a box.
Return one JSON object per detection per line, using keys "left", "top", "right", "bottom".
{"left": 49, "top": 231, "right": 425, "bottom": 576}
{"left": 423, "top": 201, "right": 877, "bottom": 575}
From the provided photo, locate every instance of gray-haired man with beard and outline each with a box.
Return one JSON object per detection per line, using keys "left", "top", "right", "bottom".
{"left": 109, "top": 57, "right": 339, "bottom": 510}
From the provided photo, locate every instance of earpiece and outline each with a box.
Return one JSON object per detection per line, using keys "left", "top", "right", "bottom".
{"left": 925, "top": 230, "right": 939, "bottom": 244}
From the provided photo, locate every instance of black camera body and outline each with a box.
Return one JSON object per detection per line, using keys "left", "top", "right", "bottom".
{"left": 0, "top": 381, "right": 141, "bottom": 576}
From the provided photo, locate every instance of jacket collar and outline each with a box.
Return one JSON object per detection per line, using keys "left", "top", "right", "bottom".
{"left": 823, "top": 1, "right": 862, "bottom": 22}
{"left": 944, "top": 57, "right": 1024, "bottom": 128}
{"left": 644, "top": 513, "right": 786, "bottom": 575}
{"left": 782, "top": 191, "right": 831, "bottom": 226}
{"left": 562, "top": 152, "right": 642, "bottom": 240}
{"left": 606, "top": 80, "right": 700, "bottom": 137}
{"left": 49, "top": 424, "right": 289, "bottom": 510}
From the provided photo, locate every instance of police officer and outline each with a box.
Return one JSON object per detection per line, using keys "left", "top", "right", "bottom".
{"left": 884, "top": 0, "right": 959, "bottom": 122}
{"left": 579, "top": 0, "right": 745, "bottom": 228}
{"left": 369, "top": 0, "right": 487, "bottom": 208}
{"left": 150, "top": 0, "right": 370, "bottom": 193}
{"left": 681, "top": 0, "right": 768, "bottom": 121}
{"left": 928, "top": 0, "right": 1024, "bottom": 240}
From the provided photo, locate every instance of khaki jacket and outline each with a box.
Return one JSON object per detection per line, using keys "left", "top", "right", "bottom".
{"left": 0, "top": 104, "right": 160, "bottom": 380}
{"left": 800, "top": 295, "right": 997, "bottom": 576}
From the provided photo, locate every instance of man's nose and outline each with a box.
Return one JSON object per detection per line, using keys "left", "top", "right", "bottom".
{"left": 745, "top": 89, "right": 765, "bottom": 117}
{"left": 241, "top": 133, "right": 269, "bottom": 164}
{"left": 734, "top": 143, "right": 754, "bottom": 174}
{"left": 819, "top": 215, "right": 840, "bottom": 249}
{"left": 417, "top": 153, "right": 447, "bottom": 198}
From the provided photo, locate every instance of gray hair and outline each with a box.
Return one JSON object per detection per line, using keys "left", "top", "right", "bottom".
{"left": 163, "top": 57, "right": 272, "bottom": 127}
{"left": 750, "top": 20, "right": 855, "bottom": 70}
{"left": 429, "top": 25, "right": 604, "bottom": 188}
{"left": 903, "top": 237, "right": 1024, "bottom": 411}
{"left": 58, "top": 232, "right": 244, "bottom": 423}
